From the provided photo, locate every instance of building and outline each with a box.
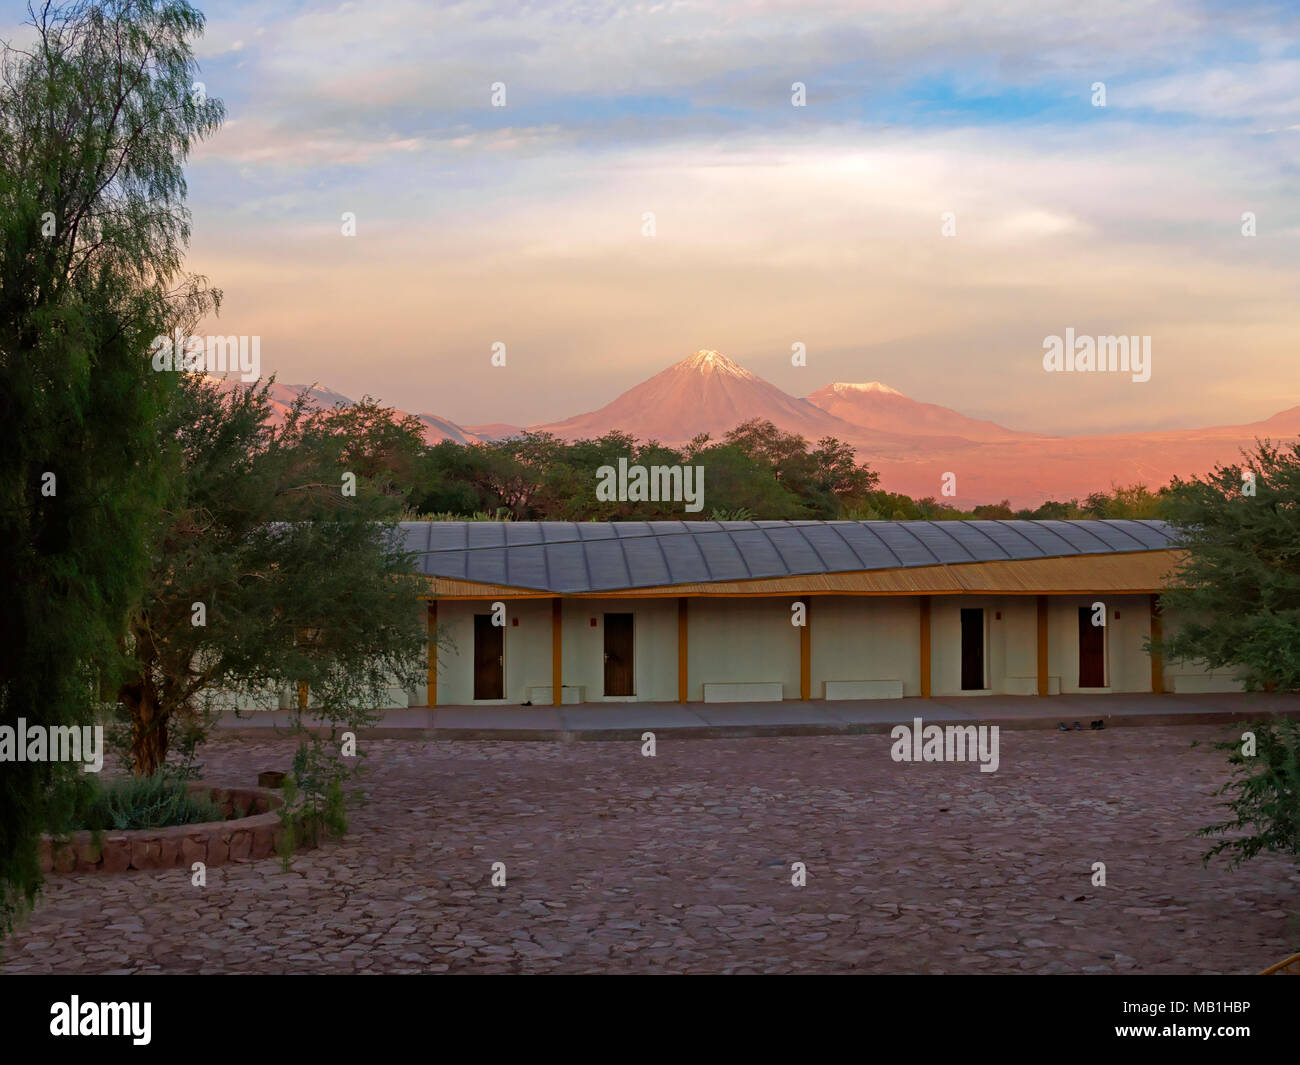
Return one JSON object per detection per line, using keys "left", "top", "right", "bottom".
{"left": 402, "top": 519, "right": 1241, "bottom": 707}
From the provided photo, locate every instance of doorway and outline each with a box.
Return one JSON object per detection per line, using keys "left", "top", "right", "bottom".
{"left": 960, "top": 608, "right": 985, "bottom": 691}
{"left": 603, "top": 613, "right": 635, "bottom": 696}
{"left": 1078, "top": 607, "right": 1106, "bottom": 688}
{"left": 473, "top": 614, "right": 504, "bottom": 700}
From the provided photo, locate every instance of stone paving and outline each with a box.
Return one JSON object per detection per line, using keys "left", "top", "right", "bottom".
{"left": 3, "top": 725, "right": 1297, "bottom": 974}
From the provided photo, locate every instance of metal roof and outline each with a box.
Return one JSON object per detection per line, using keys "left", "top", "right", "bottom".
{"left": 400, "top": 520, "right": 1181, "bottom": 595}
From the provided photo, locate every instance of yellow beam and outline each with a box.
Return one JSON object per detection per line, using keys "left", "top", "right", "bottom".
{"left": 426, "top": 600, "right": 437, "bottom": 707}
{"left": 799, "top": 599, "right": 811, "bottom": 701}
{"left": 677, "top": 597, "right": 688, "bottom": 703}
{"left": 552, "top": 598, "right": 562, "bottom": 707}
{"left": 1150, "top": 593, "right": 1164, "bottom": 694}
{"left": 1037, "top": 595, "right": 1049, "bottom": 697}
{"left": 920, "top": 596, "right": 932, "bottom": 698}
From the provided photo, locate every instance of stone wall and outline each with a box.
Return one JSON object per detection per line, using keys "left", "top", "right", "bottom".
{"left": 40, "top": 783, "right": 299, "bottom": 874}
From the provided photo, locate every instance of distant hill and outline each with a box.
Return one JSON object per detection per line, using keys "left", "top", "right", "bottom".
{"left": 212, "top": 351, "right": 1300, "bottom": 506}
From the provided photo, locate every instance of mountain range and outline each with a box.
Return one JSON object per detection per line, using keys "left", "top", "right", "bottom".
{"left": 248, "top": 349, "right": 1300, "bottom": 507}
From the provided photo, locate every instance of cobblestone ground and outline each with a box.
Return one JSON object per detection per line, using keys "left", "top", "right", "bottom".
{"left": 4, "top": 726, "right": 1297, "bottom": 974}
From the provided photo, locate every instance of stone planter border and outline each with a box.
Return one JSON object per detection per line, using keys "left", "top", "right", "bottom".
{"left": 41, "top": 782, "right": 291, "bottom": 875}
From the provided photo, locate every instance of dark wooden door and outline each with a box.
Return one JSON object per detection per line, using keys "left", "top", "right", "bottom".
{"left": 603, "top": 613, "right": 634, "bottom": 696}
{"left": 960, "top": 608, "right": 984, "bottom": 690}
{"left": 1078, "top": 607, "right": 1106, "bottom": 688}
{"left": 474, "top": 614, "right": 504, "bottom": 699}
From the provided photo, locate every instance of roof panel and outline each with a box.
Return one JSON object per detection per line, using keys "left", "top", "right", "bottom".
{"left": 503, "top": 522, "right": 547, "bottom": 547}
{"left": 465, "top": 547, "right": 508, "bottom": 585}
{"left": 692, "top": 532, "right": 751, "bottom": 581}
{"left": 583, "top": 539, "right": 631, "bottom": 591}
{"left": 545, "top": 542, "right": 589, "bottom": 591}
{"left": 415, "top": 520, "right": 1179, "bottom": 594}
{"left": 428, "top": 522, "right": 469, "bottom": 551}
{"left": 985, "top": 521, "right": 1048, "bottom": 557}
{"left": 658, "top": 533, "right": 712, "bottom": 585}
{"left": 1035, "top": 521, "right": 1104, "bottom": 553}
{"left": 800, "top": 524, "right": 866, "bottom": 571}
{"left": 505, "top": 544, "right": 549, "bottom": 589}
{"left": 908, "top": 522, "right": 983, "bottom": 563}
{"left": 465, "top": 523, "right": 507, "bottom": 549}
{"left": 864, "top": 523, "right": 939, "bottom": 566}
{"left": 543, "top": 522, "right": 582, "bottom": 543}
{"left": 1127, "top": 519, "right": 1180, "bottom": 549}
{"left": 830, "top": 523, "right": 903, "bottom": 569}
{"left": 726, "top": 529, "right": 788, "bottom": 578}
{"left": 621, "top": 536, "right": 672, "bottom": 587}
{"left": 761, "top": 526, "right": 826, "bottom": 572}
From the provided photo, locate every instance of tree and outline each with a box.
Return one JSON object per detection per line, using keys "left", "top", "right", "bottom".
{"left": 972, "top": 499, "right": 1014, "bottom": 520}
{"left": 1083, "top": 483, "right": 1168, "bottom": 519}
{"left": 0, "top": 0, "right": 221, "bottom": 932}
{"left": 114, "top": 376, "right": 433, "bottom": 784}
{"left": 1156, "top": 441, "right": 1299, "bottom": 874}
{"left": 300, "top": 396, "right": 428, "bottom": 500}
{"left": 722, "top": 419, "right": 878, "bottom": 518}
{"left": 1196, "top": 720, "right": 1300, "bottom": 872}
{"left": 1158, "top": 441, "right": 1300, "bottom": 692}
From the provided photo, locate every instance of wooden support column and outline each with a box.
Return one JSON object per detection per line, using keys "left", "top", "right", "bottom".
{"left": 1149, "top": 593, "right": 1164, "bottom": 695}
{"left": 799, "top": 599, "right": 811, "bottom": 701}
{"left": 677, "top": 597, "right": 689, "bottom": 703}
{"left": 919, "top": 596, "right": 932, "bottom": 698}
{"left": 1036, "top": 595, "right": 1049, "bottom": 697}
{"left": 426, "top": 600, "right": 437, "bottom": 707}
{"left": 296, "top": 626, "right": 310, "bottom": 710}
{"left": 552, "top": 598, "right": 563, "bottom": 707}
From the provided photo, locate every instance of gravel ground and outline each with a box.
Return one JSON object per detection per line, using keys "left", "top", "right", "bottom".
{"left": 3, "top": 725, "right": 1297, "bottom": 974}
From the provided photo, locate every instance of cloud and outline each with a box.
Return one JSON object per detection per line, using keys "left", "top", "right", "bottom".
{"left": 1119, "top": 61, "right": 1300, "bottom": 120}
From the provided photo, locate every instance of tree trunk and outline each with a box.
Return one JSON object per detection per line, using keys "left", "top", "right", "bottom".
{"left": 119, "top": 674, "right": 168, "bottom": 776}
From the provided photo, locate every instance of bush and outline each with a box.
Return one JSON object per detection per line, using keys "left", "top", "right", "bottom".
{"left": 1197, "top": 719, "right": 1300, "bottom": 870}
{"left": 70, "top": 774, "right": 225, "bottom": 832}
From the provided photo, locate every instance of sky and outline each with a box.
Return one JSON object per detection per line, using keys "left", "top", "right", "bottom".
{"left": 17, "top": 0, "right": 1300, "bottom": 434}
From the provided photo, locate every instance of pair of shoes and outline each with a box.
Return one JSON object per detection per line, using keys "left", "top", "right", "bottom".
{"left": 1072, "top": 721, "right": 1083, "bottom": 730}
{"left": 1090, "top": 719, "right": 1105, "bottom": 730}
{"left": 1057, "top": 722, "right": 1070, "bottom": 732}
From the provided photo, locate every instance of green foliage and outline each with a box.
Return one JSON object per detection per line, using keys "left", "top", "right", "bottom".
{"left": 1196, "top": 720, "right": 1300, "bottom": 871}
{"left": 276, "top": 773, "right": 300, "bottom": 869}
{"left": 69, "top": 773, "right": 223, "bottom": 832}
{"left": 409, "top": 420, "right": 881, "bottom": 521}
{"left": 0, "top": 0, "right": 222, "bottom": 934}
{"left": 1158, "top": 442, "right": 1300, "bottom": 692}
{"left": 115, "top": 376, "right": 436, "bottom": 776}
{"left": 276, "top": 763, "right": 347, "bottom": 869}
{"left": 1010, "top": 484, "right": 1170, "bottom": 520}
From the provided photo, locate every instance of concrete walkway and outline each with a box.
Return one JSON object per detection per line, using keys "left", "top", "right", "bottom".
{"left": 215, "top": 691, "right": 1300, "bottom": 741}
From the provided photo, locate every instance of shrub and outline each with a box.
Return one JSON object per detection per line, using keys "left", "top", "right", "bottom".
{"left": 70, "top": 774, "right": 225, "bottom": 832}
{"left": 1197, "top": 719, "right": 1300, "bottom": 870}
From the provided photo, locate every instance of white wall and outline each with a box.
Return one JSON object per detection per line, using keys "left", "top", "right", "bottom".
{"left": 930, "top": 596, "right": 1032, "bottom": 696}
{"left": 435, "top": 599, "right": 554, "bottom": 705}
{"left": 423, "top": 592, "right": 1245, "bottom": 706}
{"left": 1046, "top": 594, "right": 1153, "bottom": 694}
{"left": 563, "top": 597, "right": 678, "bottom": 702}
{"left": 811, "top": 596, "right": 922, "bottom": 697}
{"left": 686, "top": 597, "right": 801, "bottom": 701}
